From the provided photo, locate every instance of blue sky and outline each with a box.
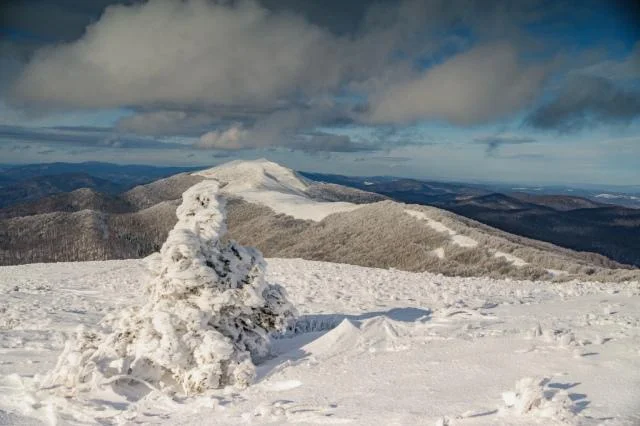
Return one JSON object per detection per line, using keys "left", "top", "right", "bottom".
{"left": 0, "top": 0, "right": 639, "bottom": 185}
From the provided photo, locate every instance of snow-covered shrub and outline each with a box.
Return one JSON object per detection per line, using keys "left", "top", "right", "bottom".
{"left": 501, "top": 377, "right": 576, "bottom": 423}
{"left": 44, "top": 180, "right": 296, "bottom": 395}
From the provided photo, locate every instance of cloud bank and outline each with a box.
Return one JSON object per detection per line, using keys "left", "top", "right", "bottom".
{"left": 527, "top": 75, "right": 640, "bottom": 132}
{"left": 368, "top": 42, "right": 547, "bottom": 125}
{"left": 474, "top": 134, "right": 537, "bottom": 157}
{"left": 4, "top": 0, "right": 639, "bottom": 155}
{"left": 8, "top": 2, "right": 549, "bottom": 131}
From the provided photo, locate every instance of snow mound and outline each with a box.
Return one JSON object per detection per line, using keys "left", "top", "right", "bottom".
{"left": 43, "top": 180, "right": 296, "bottom": 395}
{"left": 302, "top": 318, "right": 361, "bottom": 358}
{"left": 432, "top": 247, "right": 446, "bottom": 259}
{"left": 494, "top": 251, "right": 528, "bottom": 267}
{"left": 194, "top": 159, "right": 360, "bottom": 221}
{"left": 302, "top": 316, "right": 409, "bottom": 359}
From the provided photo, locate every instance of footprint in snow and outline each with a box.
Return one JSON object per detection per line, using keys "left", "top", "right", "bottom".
{"left": 260, "top": 379, "right": 302, "bottom": 392}
{"left": 251, "top": 399, "right": 352, "bottom": 424}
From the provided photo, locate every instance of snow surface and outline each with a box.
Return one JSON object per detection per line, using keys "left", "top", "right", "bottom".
{"left": 194, "top": 159, "right": 361, "bottom": 221}
{"left": 1, "top": 258, "right": 639, "bottom": 425}
{"left": 494, "top": 251, "right": 529, "bottom": 267}
{"left": 405, "top": 209, "right": 479, "bottom": 248}
{"left": 432, "top": 247, "right": 446, "bottom": 259}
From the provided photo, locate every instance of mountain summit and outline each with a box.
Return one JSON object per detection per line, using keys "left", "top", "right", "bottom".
{"left": 195, "top": 159, "right": 361, "bottom": 221}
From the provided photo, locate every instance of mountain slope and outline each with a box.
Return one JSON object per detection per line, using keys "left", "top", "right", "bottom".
{"left": 509, "top": 192, "right": 606, "bottom": 211}
{"left": 0, "top": 173, "right": 125, "bottom": 208}
{"left": 0, "top": 159, "right": 637, "bottom": 282}
{"left": 0, "top": 188, "right": 133, "bottom": 219}
{"left": 226, "top": 198, "right": 636, "bottom": 282}
{"left": 301, "top": 171, "right": 640, "bottom": 267}
{"left": 0, "top": 161, "right": 199, "bottom": 187}
{"left": 122, "top": 173, "right": 205, "bottom": 209}
{"left": 195, "top": 159, "right": 371, "bottom": 221}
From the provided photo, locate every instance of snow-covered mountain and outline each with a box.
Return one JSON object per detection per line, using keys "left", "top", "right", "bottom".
{"left": 195, "top": 159, "right": 366, "bottom": 221}
{"left": 0, "top": 159, "right": 637, "bottom": 282}
{"left": 194, "top": 160, "right": 635, "bottom": 282}
{"left": 1, "top": 165, "right": 639, "bottom": 425}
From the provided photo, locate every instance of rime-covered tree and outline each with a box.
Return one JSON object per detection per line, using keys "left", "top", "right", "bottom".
{"left": 45, "top": 180, "right": 296, "bottom": 395}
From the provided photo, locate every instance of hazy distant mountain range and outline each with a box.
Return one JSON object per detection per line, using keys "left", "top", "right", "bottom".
{"left": 0, "top": 162, "right": 199, "bottom": 208}
{"left": 0, "top": 161, "right": 638, "bottom": 276}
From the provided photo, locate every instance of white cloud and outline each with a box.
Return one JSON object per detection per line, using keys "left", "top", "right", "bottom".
{"left": 7, "top": 0, "right": 561, "bottom": 147}
{"left": 367, "top": 42, "right": 547, "bottom": 125}
{"left": 197, "top": 126, "right": 249, "bottom": 150}
{"left": 11, "top": 0, "right": 343, "bottom": 108}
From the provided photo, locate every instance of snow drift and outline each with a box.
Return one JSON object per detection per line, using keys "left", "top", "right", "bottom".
{"left": 44, "top": 180, "right": 296, "bottom": 395}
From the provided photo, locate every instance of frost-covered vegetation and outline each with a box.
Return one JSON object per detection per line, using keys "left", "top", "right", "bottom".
{"left": 1, "top": 160, "right": 638, "bottom": 283}
{"left": 44, "top": 181, "right": 295, "bottom": 396}
{"left": 0, "top": 174, "right": 201, "bottom": 265}
{"left": 226, "top": 199, "right": 640, "bottom": 282}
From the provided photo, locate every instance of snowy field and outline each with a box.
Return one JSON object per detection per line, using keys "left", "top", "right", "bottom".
{"left": 1, "top": 258, "right": 639, "bottom": 425}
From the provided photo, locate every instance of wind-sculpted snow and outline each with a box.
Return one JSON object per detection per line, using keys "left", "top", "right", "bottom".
{"left": 43, "top": 180, "right": 296, "bottom": 396}
{"left": 0, "top": 258, "right": 639, "bottom": 424}
{"left": 501, "top": 377, "right": 577, "bottom": 422}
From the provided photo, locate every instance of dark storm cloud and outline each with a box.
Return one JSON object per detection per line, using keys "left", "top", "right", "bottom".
{"left": 474, "top": 135, "right": 537, "bottom": 157}
{"left": 526, "top": 75, "right": 640, "bottom": 132}
{"left": 1, "top": 0, "right": 636, "bottom": 156}
{"left": 195, "top": 123, "right": 376, "bottom": 153}
{"left": 299, "top": 133, "right": 374, "bottom": 153}
{"left": 501, "top": 153, "right": 546, "bottom": 160}
{"left": 0, "top": 0, "right": 132, "bottom": 43}
{"left": 365, "top": 155, "right": 412, "bottom": 162}
{"left": 7, "top": 143, "right": 31, "bottom": 152}
{"left": 8, "top": 1, "right": 552, "bottom": 117}
{"left": 0, "top": 124, "right": 183, "bottom": 149}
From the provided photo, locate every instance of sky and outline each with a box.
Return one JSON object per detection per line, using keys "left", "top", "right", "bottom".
{"left": 0, "top": 0, "right": 639, "bottom": 186}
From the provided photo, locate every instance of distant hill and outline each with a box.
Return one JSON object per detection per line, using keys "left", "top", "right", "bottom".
{"left": 0, "top": 172, "right": 201, "bottom": 264}
{"left": 0, "top": 160, "right": 637, "bottom": 281}
{"left": 0, "top": 162, "right": 202, "bottom": 210}
{"left": 0, "top": 161, "right": 200, "bottom": 188}
{"left": 300, "top": 171, "right": 640, "bottom": 267}
{"left": 0, "top": 188, "right": 133, "bottom": 219}
{"left": 509, "top": 192, "right": 606, "bottom": 211}
{"left": 0, "top": 173, "right": 125, "bottom": 209}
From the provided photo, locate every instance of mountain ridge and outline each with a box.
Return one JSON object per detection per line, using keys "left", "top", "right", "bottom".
{"left": 0, "top": 160, "right": 637, "bottom": 281}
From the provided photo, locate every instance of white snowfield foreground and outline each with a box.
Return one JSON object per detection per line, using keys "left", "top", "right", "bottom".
{"left": 1, "top": 258, "right": 639, "bottom": 425}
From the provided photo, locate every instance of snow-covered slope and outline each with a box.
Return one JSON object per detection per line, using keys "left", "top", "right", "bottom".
{"left": 189, "top": 160, "right": 640, "bottom": 282}
{"left": 1, "top": 258, "right": 639, "bottom": 425}
{"left": 195, "top": 159, "right": 361, "bottom": 221}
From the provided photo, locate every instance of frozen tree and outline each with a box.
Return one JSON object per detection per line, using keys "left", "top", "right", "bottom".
{"left": 44, "top": 180, "right": 296, "bottom": 395}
